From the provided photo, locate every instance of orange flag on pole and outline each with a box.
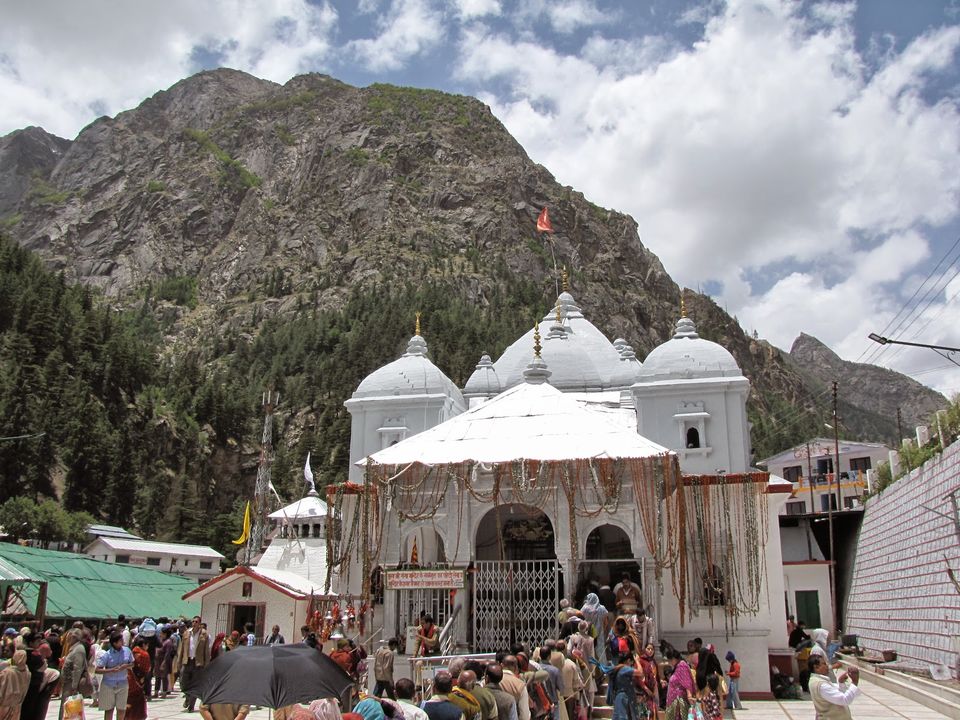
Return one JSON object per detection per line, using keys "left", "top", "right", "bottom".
{"left": 536, "top": 206, "right": 554, "bottom": 233}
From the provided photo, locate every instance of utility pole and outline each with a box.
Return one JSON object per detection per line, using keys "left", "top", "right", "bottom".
{"left": 829, "top": 381, "right": 840, "bottom": 638}
{"left": 244, "top": 389, "right": 278, "bottom": 565}
{"left": 805, "top": 441, "right": 815, "bottom": 514}
{"left": 897, "top": 407, "right": 903, "bottom": 447}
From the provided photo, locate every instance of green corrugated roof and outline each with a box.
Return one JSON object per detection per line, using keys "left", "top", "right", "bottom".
{"left": 0, "top": 554, "right": 42, "bottom": 583}
{"left": 0, "top": 543, "right": 199, "bottom": 620}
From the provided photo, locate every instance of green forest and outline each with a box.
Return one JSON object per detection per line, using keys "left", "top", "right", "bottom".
{"left": 0, "top": 233, "right": 550, "bottom": 560}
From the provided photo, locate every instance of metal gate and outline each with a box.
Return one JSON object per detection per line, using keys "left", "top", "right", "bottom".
{"left": 473, "top": 560, "right": 559, "bottom": 652}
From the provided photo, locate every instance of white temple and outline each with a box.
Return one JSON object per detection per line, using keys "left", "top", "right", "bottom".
{"left": 315, "top": 289, "right": 790, "bottom": 698}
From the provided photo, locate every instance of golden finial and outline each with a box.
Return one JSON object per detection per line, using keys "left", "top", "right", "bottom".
{"left": 680, "top": 293, "right": 687, "bottom": 319}
{"left": 533, "top": 321, "right": 542, "bottom": 358}
{"left": 561, "top": 267, "right": 570, "bottom": 292}
{"left": 555, "top": 302, "right": 562, "bottom": 325}
{"left": 415, "top": 311, "right": 422, "bottom": 336}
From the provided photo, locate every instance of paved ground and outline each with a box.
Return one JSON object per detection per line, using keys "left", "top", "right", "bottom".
{"left": 731, "top": 675, "right": 950, "bottom": 719}
{"left": 49, "top": 673, "right": 951, "bottom": 720}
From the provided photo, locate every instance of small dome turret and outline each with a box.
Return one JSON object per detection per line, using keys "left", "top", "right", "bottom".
{"left": 353, "top": 332, "right": 465, "bottom": 406}
{"left": 638, "top": 315, "right": 740, "bottom": 382}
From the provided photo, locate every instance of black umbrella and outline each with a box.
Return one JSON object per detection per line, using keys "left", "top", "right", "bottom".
{"left": 186, "top": 643, "right": 355, "bottom": 709}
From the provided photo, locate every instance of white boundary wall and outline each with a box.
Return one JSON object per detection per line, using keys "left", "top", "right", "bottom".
{"left": 845, "top": 438, "right": 960, "bottom": 674}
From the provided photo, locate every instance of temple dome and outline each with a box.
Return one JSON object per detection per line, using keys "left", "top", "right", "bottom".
{"left": 638, "top": 316, "right": 741, "bottom": 382}
{"left": 464, "top": 353, "right": 501, "bottom": 398}
{"left": 353, "top": 334, "right": 466, "bottom": 406}
{"left": 493, "top": 291, "right": 630, "bottom": 392}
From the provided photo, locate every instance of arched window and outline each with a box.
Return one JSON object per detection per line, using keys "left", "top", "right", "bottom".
{"left": 686, "top": 427, "right": 701, "bottom": 449}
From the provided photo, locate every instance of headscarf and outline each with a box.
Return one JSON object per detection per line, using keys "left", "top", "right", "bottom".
{"left": 811, "top": 629, "right": 829, "bottom": 651}
{"left": 309, "top": 698, "right": 342, "bottom": 720}
{"left": 10, "top": 650, "right": 26, "bottom": 671}
{"left": 581, "top": 594, "right": 601, "bottom": 612}
{"left": 354, "top": 699, "right": 385, "bottom": 720}
{"left": 211, "top": 633, "right": 226, "bottom": 657}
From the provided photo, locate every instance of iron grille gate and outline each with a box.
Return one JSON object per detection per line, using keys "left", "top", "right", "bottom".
{"left": 473, "top": 560, "right": 559, "bottom": 652}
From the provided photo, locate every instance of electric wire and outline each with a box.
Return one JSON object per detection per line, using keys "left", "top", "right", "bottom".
{"left": 859, "top": 235, "right": 960, "bottom": 366}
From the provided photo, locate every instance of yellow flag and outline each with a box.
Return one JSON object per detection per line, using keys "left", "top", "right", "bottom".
{"left": 232, "top": 501, "right": 251, "bottom": 545}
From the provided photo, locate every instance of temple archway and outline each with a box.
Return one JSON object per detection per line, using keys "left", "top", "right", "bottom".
{"left": 472, "top": 504, "right": 559, "bottom": 651}
{"left": 474, "top": 504, "right": 556, "bottom": 561}
{"left": 576, "top": 523, "right": 642, "bottom": 607}
{"left": 400, "top": 527, "right": 446, "bottom": 567}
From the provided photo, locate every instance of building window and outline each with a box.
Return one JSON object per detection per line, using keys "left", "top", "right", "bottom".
{"left": 686, "top": 427, "right": 700, "bottom": 449}
{"left": 782, "top": 466, "right": 803, "bottom": 483}
{"left": 199, "top": 561, "right": 213, "bottom": 570}
{"left": 849, "top": 456, "right": 872, "bottom": 473}
{"left": 785, "top": 501, "right": 806, "bottom": 516}
{"left": 820, "top": 493, "right": 838, "bottom": 511}
{"left": 115, "top": 555, "right": 130, "bottom": 564}
{"left": 146, "top": 557, "right": 161, "bottom": 566}
{"left": 312, "top": 524, "right": 322, "bottom": 538}
{"left": 242, "top": 582, "right": 253, "bottom": 598}
{"left": 702, "top": 564, "right": 725, "bottom": 606}
{"left": 183, "top": 560, "right": 189, "bottom": 566}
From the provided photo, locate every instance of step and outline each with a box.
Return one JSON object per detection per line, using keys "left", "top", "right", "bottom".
{"left": 838, "top": 655, "right": 960, "bottom": 720}
{"left": 591, "top": 706, "right": 613, "bottom": 719}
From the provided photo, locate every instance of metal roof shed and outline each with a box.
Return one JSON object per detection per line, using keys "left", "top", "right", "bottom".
{"left": 0, "top": 543, "right": 199, "bottom": 621}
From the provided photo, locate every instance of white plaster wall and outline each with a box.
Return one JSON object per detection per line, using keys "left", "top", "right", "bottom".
{"left": 345, "top": 394, "right": 464, "bottom": 482}
{"left": 845, "top": 438, "right": 960, "bottom": 674}
{"left": 782, "top": 563, "right": 832, "bottom": 634}
{"left": 197, "top": 575, "right": 304, "bottom": 644}
{"left": 631, "top": 378, "right": 751, "bottom": 475}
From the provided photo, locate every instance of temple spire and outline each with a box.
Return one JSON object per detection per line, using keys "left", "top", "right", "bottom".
{"left": 415, "top": 311, "right": 422, "bottom": 336}
{"left": 562, "top": 267, "right": 570, "bottom": 293}
{"left": 533, "top": 321, "right": 542, "bottom": 358}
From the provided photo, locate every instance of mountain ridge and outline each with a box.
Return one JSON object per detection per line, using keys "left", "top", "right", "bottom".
{"left": 0, "top": 68, "right": 945, "bottom": 538}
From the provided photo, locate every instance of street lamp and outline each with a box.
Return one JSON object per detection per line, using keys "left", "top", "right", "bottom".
{"left": 868, "top": 334, "right": 960, "bottom": 367}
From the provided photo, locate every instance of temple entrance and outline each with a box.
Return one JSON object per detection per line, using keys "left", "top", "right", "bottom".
{"left": 574, "top": 524, "right": 644, "bottom": 608}
{"left": 472, "top": 504, "right": 559, "bottom": 651}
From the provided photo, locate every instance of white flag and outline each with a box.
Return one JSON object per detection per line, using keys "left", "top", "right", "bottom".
{"left": 304, "top": 452, "right": 315, "bottom": 490}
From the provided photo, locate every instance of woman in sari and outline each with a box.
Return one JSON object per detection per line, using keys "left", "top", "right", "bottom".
{"left": 663, "top": 650, "right": 694, "bottom": 720}
{"left": 635, "top": 644, "right": 658, "bottom": 719}
{"left": 579, "top": 595, "right": 608, "bottom": 664}
{"left": 125, "top": 638, "right": 150, "bottom": 720}
{"left": 608, "top": 639, "right": 641, "bottom": 720}
{"left": 0, "top": 651, "right": 31, "bottom": 720}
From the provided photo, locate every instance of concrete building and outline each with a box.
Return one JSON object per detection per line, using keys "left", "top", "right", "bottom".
{"left": 84, "top": 537, "right": 224, "bottom": 583}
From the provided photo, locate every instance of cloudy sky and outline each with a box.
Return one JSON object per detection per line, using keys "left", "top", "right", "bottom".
{"left": 3, "top": 0, "right": 960, "bottom": 398}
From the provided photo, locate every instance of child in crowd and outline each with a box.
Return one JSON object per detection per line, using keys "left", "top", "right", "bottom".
{"left": 700, "top": 675, "right": 723, "bottom": 720}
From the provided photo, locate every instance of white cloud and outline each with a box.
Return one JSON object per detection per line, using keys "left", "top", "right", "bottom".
{"left": 454, "top": 0, "right": 503, "bottom": 20}
{"left": 0, "top": 0, "right": 338, "bottom": 138}
{"left": 455, "top": 0, "right": 960, "bottom": 392}
{"left": 348, "top": 0, "right": 444, "bottom": 72}
{"left": 509, "top": 0, "right": 616, "bottom": 34}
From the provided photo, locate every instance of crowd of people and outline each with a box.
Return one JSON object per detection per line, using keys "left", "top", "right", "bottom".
{"left": 0, "top": 615, "right": 278, "bottom": 720}
{"left": 0, "top": 601, "right": 866, "bottom": 720}
{"left": 362, "top": 589, "right": 741, "bottom": 720}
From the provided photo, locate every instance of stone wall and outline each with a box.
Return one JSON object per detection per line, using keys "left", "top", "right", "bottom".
{"left": 845, "top": 438, "right": 960, "bottom": 674}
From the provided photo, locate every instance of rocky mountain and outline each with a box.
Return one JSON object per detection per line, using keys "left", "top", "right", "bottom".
{"left": 0, "top": 69, "right": 944, "bottom": 535}
{"left": 789, "top": 333, "right": 946, "bottom": 444}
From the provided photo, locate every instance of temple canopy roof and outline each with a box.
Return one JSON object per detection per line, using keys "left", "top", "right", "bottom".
{"left": 361, "top": 379, "right": 671, "bottom": 467}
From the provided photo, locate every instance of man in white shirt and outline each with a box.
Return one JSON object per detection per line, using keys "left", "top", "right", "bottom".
{"left": 396, "top": 678, "right": 429, "bottom": 720}
{"left": 807, "top": 656, "right": 860, "bottom": 719}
